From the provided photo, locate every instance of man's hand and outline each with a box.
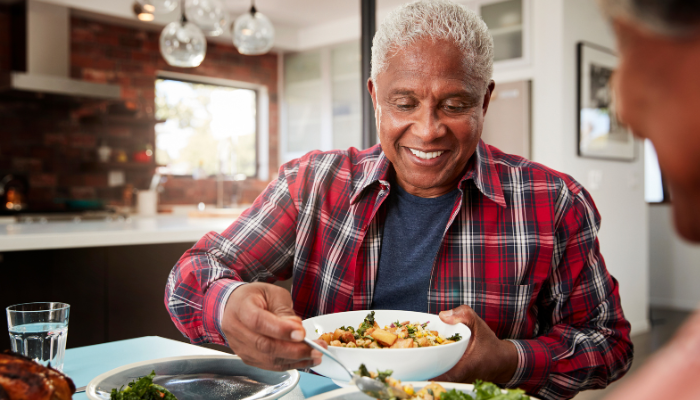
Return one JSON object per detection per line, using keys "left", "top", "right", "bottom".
{"left": 221, "top": 282, "right": 323, "bottom": 371}
{"left": 433, "top": 305, "right": 518, "bottom": 384}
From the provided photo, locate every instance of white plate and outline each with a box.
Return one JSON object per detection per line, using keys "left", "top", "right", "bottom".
{"left": 86, "top": 354, "right": 299, "bottom": 400}
{"left": 303, "top": 310, "right": 471, "bottom": 382}
{"left": 306, "top": 381, "right": 538, "bottom": 400}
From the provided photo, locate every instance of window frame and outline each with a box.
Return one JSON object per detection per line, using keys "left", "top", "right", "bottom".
{"left": 155, "top": 70, "right": 270, "bottom": 181}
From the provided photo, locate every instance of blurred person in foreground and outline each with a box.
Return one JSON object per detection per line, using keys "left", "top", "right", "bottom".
{"left": 165, "top": 1, "right": 632, "bottom": 398}
{"left": 596, "top": 1, "right": 700, "bottom": 399}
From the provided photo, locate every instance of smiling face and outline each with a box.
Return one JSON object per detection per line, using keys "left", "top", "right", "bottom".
{"left": 368, "top": 39, "right": 494, "bottom": 198}
{"left": 612, "top": 20, "right": 700, "bottom": 242}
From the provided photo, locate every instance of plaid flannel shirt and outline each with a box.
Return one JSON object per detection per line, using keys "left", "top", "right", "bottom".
{"left": 165, "top": 140, "right": 633, "bottom": 400}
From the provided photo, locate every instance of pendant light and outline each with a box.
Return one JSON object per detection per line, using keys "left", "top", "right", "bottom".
{"left": 232, "top": 0, "right": 275, "bottom": 55}
{"left": 184, "top": 0, "right": 229, "bottom": 37}
{"left": 159, "top": 1, "right": 207, "bottom": 68}
{"left": 138, "top": 0, "right": 178, "bottom": 14}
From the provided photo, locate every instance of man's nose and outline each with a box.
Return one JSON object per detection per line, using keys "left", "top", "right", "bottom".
{"left": 413, "top": 106, "right": 445, "bottom": 141}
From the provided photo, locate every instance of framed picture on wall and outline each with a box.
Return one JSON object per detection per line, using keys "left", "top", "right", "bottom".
{"left": 577, "top": 41, "right": 635, "bottom": 161}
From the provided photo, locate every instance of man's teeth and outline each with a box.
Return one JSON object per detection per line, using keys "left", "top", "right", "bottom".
{"left": 409, "top": 148, "right": 444, "bottom": 160}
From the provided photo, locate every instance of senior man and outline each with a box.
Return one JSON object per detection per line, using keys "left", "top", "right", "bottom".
{"left": 595, "top": 1, "right": 700, "bottom": 399}
{"left": 165, "top": 1, "right": 632, "bottom": 399}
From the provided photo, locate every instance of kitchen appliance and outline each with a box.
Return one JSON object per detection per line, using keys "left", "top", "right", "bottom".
{"left": 0, "top": 1, "right": 120, "bottom": 99}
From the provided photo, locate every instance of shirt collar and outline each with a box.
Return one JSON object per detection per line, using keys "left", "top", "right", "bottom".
{"left": 350, "top": 147, "right": 392, "bottom": 204}
{"left": 464, "top": 140, "right": 506, "bottom": 208}
{"left": 350, "top": 140, "right": 506, "bottom": 208}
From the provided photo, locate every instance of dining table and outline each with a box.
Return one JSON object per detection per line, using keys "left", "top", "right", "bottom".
{"left": 64, "top": 336, "right": 342, "bottom": 400}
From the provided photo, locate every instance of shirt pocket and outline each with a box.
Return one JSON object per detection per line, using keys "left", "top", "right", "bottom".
{"left": 468, "top": 281, "right": 539, "bottom": 339}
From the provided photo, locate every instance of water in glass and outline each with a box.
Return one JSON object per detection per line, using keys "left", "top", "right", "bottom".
{"left": 6, "top": 302, "right": 70, "bottom": 371}
{"left": 8, "top": 322, "right": 69, "bottom": 370}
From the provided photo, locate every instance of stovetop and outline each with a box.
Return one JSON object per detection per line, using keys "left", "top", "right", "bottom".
{"left": 12, "top": 211, "right": 131, "bottom": 224}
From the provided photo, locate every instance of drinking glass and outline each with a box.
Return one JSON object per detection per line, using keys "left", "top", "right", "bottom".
{"left": 6, "top": 302, "right": 70, "bottom": 371}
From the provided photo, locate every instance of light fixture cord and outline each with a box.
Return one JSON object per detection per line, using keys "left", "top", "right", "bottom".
{"left": 250, "top": 0, "right": 257, "bottom": 15}
{"left": 180, "top": 0, "right": 187, "bottom": 24}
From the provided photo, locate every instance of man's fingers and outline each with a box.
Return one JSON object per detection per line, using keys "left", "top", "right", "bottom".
{"left": 439, "top": 305, "right": 478, "bottom": 328}
{"left": 230, "top": 319, "right": 313, "bottom": 361}
{"left": 238, "top": 305, "right": 306, "bottom": 342}
{"left": 264, "top": 286, "right": 299, "bottom": 319}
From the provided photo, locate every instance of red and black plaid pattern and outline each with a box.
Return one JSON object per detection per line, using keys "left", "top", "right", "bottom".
{"left": 165, "top": 140, "right": 632, "bottom": 400}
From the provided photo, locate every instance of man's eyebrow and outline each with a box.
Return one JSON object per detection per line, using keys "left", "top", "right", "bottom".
{"left": 441, "top": 91, "right": 476, "bottom": 100}
{"left": 386, "top": 89, "right": 477, "bottom": 99}
{"left": 387, "top": 89, "right": 416, "bottom": 96}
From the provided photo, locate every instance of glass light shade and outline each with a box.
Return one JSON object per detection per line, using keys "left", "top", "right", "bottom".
{"left": 138, "top": 0, "right": 178, "bottom": 13}
{"left": 159, "top": 20, "right": 207, "bottom": 68}
{"left": 185, "top": 0, "right": 229, "bottom": 36}
{"left": 232, "top": 9, "right": 275, "bottom": 55}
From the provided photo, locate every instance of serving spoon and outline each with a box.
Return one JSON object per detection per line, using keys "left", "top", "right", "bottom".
{"left": 304, "top": 338, "right": 408, "bottom": 400}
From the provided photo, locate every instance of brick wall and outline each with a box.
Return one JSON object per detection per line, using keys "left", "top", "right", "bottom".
{"left": 0, "top": 12, "right": 278, "bottom": 212}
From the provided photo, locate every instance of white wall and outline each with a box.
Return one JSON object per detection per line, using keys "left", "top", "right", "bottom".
{"left": 525, "top": 0, "right": 650, "bottom": 335}
{"left": 649, "top": 205, "right": 700, "bottom": 310}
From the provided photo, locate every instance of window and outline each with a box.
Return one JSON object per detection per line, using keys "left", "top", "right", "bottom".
{"left": 645, "top": 139, "right": 668, "bottom": 203}
{"left": 155, "top": 77, "right": 257, "bottom": 178}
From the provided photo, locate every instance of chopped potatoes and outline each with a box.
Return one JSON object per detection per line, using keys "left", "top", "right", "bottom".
{"left": 318, "top": 312, "right": 461, "bottom": 349}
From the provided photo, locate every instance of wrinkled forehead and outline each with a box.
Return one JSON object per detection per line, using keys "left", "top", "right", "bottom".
{"left": 377, "top": 39, "right": 483, "bottom": 93}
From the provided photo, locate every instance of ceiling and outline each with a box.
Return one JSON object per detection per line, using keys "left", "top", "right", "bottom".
{"left": 28, "top": 0, "right": 430, "bottom": 51}
{"left": 222, "top": 0, "right": 411, "bottom": 29}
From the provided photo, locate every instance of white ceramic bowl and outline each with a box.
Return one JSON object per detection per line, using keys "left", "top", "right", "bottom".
{"left": 302, "top": 310, "right": 471, "bottom": 382}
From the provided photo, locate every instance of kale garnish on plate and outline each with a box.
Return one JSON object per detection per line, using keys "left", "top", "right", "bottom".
{"left": 441, "top": 380, "right": 529, "bottom": 400}
{"left": 110, "top": 370, "right": 178, "bottom": 400}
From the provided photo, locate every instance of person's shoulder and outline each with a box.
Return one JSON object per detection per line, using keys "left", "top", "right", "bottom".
{"left": 486, "top": 144, "right": 584, "bottom": 196}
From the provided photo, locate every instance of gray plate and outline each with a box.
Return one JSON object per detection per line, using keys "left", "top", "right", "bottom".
{"left": 86, "top": 355, "right": 300, "bottom": 400}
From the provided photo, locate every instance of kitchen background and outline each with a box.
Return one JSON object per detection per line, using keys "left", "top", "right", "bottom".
{"left": 0, "top": 1, "right": 699, "bottom": 397}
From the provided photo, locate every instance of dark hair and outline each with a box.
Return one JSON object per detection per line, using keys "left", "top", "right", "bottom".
{"left": 599, "top": 0, "right": 700, "bottom": 36}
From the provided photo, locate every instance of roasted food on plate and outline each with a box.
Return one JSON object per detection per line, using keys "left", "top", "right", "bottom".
{"left": 319, "top": 312, "right": 462, "bottom": 349}
{"left": 356, "top": 364, "right": 530, "bottom": 400}
{"left": 0, "top": 350, "right": 76, "bottom": 400}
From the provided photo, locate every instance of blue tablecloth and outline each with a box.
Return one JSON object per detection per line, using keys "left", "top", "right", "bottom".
{"left": 64, "top": 336, "right": 340, "bottom": 400}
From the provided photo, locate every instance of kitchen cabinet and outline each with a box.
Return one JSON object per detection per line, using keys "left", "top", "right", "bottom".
{"left": 466, "top": 0, "right": 531, "bottom": 68}
{"left": 0, "top": 247, "right": 108, "bottom": 349}
{"left": 0, "top": 243, "right": 195, "bottom": 350}
{"left": 1, "top": 241, "right": 292, "bottom": 351}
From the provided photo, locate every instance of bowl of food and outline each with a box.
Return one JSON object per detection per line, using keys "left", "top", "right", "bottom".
{"left": 302, "top": 310, "right": 471, "bottom": 382}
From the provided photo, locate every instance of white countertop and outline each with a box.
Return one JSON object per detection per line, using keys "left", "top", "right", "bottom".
{"left": 0, "top": 215, "right": 235, "bottom": 252}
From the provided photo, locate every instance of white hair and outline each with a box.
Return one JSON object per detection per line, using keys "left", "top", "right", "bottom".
{"left": 371, "top": 0, "right": 494, "bottom": 92}
{"left": 598, "top": 0, "right": 700, "bottom": 36}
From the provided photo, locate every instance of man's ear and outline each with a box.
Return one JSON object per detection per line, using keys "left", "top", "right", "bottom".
{"left": 482, "top": 80, "right": 496, "bottom": 117}
{"left": 367, "top": 78, "right": 378, "bottom": 110}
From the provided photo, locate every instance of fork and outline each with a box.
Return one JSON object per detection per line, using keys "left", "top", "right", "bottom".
{"left": 303, "top": 338, "right": 408, "bottom": 400}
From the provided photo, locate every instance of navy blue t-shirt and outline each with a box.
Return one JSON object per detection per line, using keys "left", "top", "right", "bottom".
{"left": 370, "top": 183, "right": 459, "bottom": 312}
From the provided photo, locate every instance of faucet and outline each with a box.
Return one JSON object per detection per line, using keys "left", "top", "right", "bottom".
{"left": 216, "top": 172, "right": 224, "bottom": 209}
